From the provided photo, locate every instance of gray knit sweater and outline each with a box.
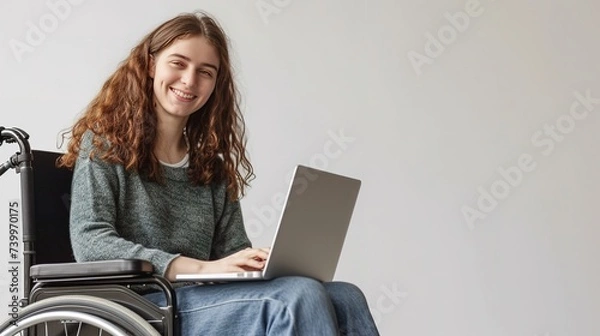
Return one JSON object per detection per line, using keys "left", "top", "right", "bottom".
{"left": 69, "top": 133, "right": 252, "bottom": 276}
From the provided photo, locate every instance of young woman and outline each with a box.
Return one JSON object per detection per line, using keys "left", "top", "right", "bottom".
{"left": 60, "top": 11, "right": 379, "bottom": 335}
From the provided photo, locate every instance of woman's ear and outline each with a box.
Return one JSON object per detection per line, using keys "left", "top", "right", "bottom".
{"left": 149, "top": 54, "right": 155, "bottom": 79}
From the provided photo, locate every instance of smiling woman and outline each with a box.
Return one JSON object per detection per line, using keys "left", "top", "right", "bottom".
{"left": 149, "top": 35, "right": 220, "bottom": 164}
{"left": 56, "top": 10, "right": 379, "bottom": 336}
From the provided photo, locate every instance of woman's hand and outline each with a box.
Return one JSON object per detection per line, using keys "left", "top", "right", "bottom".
{"left": 204, "top": 247, "right": 270, "bottom": 273}
{"left": 164, "top": 247, "right": 270, "bottom": 281}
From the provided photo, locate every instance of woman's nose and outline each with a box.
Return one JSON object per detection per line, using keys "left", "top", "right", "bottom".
{"left": 180, "top": 70, "right": 197, "bottom": 87}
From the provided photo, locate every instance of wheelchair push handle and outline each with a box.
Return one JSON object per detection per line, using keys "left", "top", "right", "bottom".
{"left": 1, "top": 126, "right": 30, "bottom": 146}
{"left": 1, "top": 125, "right": 35, "bottom": 308}
{"left": 0, "top": 126, "right": 33, "bottom": 175}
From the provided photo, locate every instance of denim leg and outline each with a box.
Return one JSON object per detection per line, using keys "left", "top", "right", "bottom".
{"left": 144, "top": 276, "right": 339, "bottom": 336}
{"left": 323, "top": 282, "right": 380, "bottom": 336}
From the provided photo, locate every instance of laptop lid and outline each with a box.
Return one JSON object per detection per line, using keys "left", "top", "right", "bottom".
{"left": 261, "top": 165, "right": 361, "bottom": 282}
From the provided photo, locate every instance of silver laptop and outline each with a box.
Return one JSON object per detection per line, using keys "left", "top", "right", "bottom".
{"left": 175, "top": 165, "right": 361, "bottom": 283}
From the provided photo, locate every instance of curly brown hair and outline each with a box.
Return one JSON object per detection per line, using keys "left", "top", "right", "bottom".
{"left": 59, "top": 11, "right": 254, "bottom": 200}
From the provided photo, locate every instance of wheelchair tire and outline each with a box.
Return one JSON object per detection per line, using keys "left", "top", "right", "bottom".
{"left": 0, "top": 294, "right": 162, "bottom": 336}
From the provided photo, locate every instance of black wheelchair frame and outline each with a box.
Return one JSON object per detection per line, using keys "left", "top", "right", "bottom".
{"left": 0, "top": 126, "right": 179, "bottom": 336}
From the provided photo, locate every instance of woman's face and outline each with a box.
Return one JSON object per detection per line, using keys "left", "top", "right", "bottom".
{"left": 150, "top": 35, "right": 220, "bottom": 123}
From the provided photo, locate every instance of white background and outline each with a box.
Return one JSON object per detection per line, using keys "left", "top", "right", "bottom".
{"left": 1, "top": 0, "right": 599, "bottom": 335}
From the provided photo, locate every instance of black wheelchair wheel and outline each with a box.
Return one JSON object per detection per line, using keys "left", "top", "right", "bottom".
{"left": 0, "top": 295, "right": 161, "bottom": 336}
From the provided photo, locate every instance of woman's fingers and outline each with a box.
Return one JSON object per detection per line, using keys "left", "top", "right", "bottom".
{"left": 230, "top": 247, "right": 269, "bottom": 269}
{"left": 218, "top": 247, "right": 272, "bottom": 272}
{"left": 243, "top": 257, "right": 265, "bottom": 270}
{"left": 253, "top": 248, "right": 269, "bottom": 261}
{"left": 239, "top": 247, "right": 269, "bottom": 261}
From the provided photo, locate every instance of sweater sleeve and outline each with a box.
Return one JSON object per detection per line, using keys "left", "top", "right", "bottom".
{"left": 209, "top": 185, "right": 252, "bottom": 260}
{"left": 69, "top": 138, "right": 179, "bottom": 276}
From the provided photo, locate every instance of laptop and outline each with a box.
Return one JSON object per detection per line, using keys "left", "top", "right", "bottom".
{"left": 175, "top": 165, "right": 361, "bottom": 283}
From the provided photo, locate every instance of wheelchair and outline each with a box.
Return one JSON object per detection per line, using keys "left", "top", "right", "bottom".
{"left": 0, "top": 126, "right": 178, "bottom": 336}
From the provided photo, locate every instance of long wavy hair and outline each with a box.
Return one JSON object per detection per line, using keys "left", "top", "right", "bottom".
{"left": 59, "top": 11, "right": 254, "bottom": 200}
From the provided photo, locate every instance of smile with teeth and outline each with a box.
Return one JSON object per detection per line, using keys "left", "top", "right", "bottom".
{"left": 171, "top": 88, "right": 196, "bottom": 100}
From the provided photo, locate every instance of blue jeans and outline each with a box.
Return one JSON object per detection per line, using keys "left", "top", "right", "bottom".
{"left": 144, "top": 276, "right": 380, "bottom": 335}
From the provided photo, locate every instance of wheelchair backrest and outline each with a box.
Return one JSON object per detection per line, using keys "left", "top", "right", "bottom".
{"left": 32, "top": 150, "right": 76, "bottom": 265}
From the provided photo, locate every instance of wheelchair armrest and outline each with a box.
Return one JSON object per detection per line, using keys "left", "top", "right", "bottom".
{"left": 30, "top": 259, "right": 154, "bottom": 281}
